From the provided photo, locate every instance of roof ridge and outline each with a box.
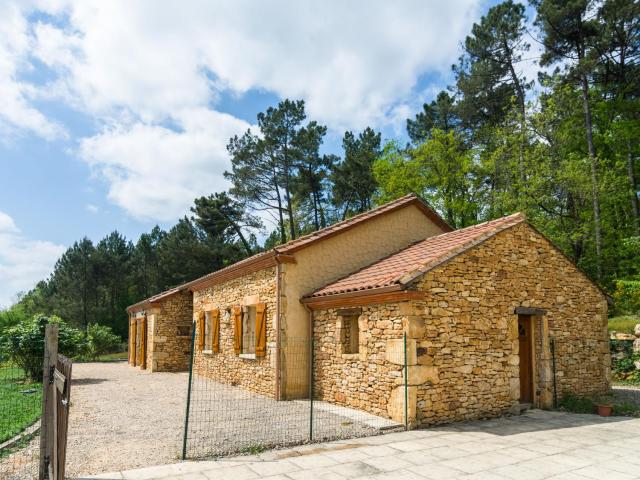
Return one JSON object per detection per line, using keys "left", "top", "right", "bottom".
{"left": 276, "top": 193, "right": 429, "bottom": 252}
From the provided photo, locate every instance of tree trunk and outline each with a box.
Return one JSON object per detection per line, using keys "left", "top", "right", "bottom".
{"left": 274, "top": 180, "right": 286, "bottom": 245}
{"left": 580, "top": 75, "right": 602, "bottom": 280}
{"left": 627, "top": 142, "right": 640, "bottom": 235}
{"left": 505, "top": 41, "right": 526, "bottom": 183}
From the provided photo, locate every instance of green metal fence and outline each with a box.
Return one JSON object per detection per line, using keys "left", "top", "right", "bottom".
{"left": 182, "top": 331, "right": 409, "bottom": 459}
{"left": 0, "top": 351, "right": 45, "bottom": 480}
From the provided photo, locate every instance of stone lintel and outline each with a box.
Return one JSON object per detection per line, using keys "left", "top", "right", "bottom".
{"left": 514, "top": 307, "right": 547, "bottom": 316}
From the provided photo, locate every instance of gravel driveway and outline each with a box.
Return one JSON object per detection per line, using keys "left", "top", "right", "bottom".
{"left": 68, "top": 362, "right": 396, "bottom": 476}
{"left": 66, "top": 361, "right": 188, "bottom": 477}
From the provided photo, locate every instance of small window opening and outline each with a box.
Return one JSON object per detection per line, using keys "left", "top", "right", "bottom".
{"left": 341, "top": 315, "right": 359, "bottom": 354}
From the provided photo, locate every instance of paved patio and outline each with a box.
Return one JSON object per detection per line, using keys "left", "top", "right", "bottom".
{"left": 83, "top": 410, "right": 640, "bottom": 480}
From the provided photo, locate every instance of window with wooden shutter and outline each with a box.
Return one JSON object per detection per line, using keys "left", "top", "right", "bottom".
{"left": 141, "top": 316, "right": 147, "bottom": 369}
{"left": 255, "top": 303, "right": 267, "bottom": 357}
{"left": 198, "top": 311, "right": 205, "bottom": 351}
{"left": 233, "top": 306, "right": 243, "bottom": 354}
{"left": 211, "top": 309, "right": 220, "bottom": 353}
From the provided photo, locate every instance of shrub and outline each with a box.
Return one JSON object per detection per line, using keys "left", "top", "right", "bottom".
{"left": 613, "top": 280, "right": 640, "bottom": 315}
{"left": 86, "top": 323, "right": 121, "bottom": 360}
{"left": 1, "top": 315, "right": 86, "bottom": 381}
{"left": 559, "top": 394, "right": 596, "bottom": 414}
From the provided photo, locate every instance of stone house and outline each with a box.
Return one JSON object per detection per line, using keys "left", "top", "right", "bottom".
{"left": 303, "top": 213, "right": 610, "bottom": 426}
{"left": 127, "top": 285, "right": 193, "bottom": 372}
{"left": 127, "top": 194, "right": 610, "bottom": 427}
{"left": 186, "top": 194, "right": 451, "bottom": 399}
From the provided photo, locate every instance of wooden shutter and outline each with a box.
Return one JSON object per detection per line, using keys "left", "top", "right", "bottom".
{"left": 129, "top": 319, "right": 135, "bottom": 365}
{"left": 211, "top": 309, "right": 220, "bottom": 353}
{"left": 198, "top": 311, "right": 205, "bottom": 351}
{"left": 233, "top": 306, "right": 243, "bottom": 354}
{"left": 141, "top": 316, "right": 147, "bottom": 369}
{"left": 255, "top": 303, "right": 267, "bottom": 357}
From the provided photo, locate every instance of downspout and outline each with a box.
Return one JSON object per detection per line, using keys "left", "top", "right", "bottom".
{"left": 275, "top": 262, "right": 282, "bottom": 401}
{"left": 303, "top": 303, "right": 314, "bottom": 403}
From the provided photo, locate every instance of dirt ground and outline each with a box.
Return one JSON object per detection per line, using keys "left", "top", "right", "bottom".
{"left": 66, "top": 361, "right": 188, "bottom": 477}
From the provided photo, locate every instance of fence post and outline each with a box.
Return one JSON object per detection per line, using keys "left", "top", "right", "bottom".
{"left": 182, "top": 321, "right": 197, "bottom": 460}
{"left": 39, "top": 323, "right": 58, "bottom": 480}
{"left": 309, "top": 336, "right": 314, "bottom": 442}
{"left": 403, "top": 332, "right": 408, "bottom": 430}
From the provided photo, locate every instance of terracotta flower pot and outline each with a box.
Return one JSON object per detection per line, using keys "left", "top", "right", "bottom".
{"left": 597, "top": 404, "right": 613, "bottom": 417}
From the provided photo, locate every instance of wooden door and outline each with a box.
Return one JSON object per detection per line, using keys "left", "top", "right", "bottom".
{"left": 518, "top": 315, "right": 533, "bottom": 403}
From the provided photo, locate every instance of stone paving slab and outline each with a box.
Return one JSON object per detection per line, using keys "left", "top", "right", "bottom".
{"left": 81, "top": 411, "right": 640, "bottom": 480}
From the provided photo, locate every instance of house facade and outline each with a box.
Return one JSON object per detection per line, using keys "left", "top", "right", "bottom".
{"left": 127, "top": 194, "right": 610, "bottom": 427}
{"left": 304, "top": 214, "right": 610, "bottom": 426}
{"left": 127, "top": 286, "right": 193, "bottom": 372}
{"left": 186, "top": 194, "right": 451, "bottom": 399}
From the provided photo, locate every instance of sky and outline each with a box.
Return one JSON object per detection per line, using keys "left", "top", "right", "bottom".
{"left": 0, "top": 0, "right": 529, "bottom": 308}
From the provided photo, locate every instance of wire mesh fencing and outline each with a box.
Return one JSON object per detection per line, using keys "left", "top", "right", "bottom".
{"left": 182, "top": 332, "right": 409, "bottom": 460}
{"left": 0, "top": 350, "right": 45, "bottom": 480}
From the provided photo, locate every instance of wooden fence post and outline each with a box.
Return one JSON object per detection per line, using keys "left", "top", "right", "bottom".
{"left": 39, "top": 323, "right": 59, "bottom": 480}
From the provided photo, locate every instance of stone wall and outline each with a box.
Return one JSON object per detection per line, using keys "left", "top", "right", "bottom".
{"left": 152, "top": 290, "right": 193, "bottom": 372}
{"left": 282, "top": 204, "right": 446, "bottom": 398}
{"left": 313, "top": 305, "right": 407, "bottom": 420}
{"left": 192, "top": 267, "right": 278, "bottom": 398}
{"left": 312, "top": 222, "right": 609, "bottom": 427}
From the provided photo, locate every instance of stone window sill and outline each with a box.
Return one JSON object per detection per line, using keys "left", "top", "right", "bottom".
{"left": 341, "top": 353, "right": 360, "bottom": 360}
{"left": 239, "top": 353, "right": 256, "bottom": 360}
{"left": 203, "top": 350, "right": 214, "bottom": 355}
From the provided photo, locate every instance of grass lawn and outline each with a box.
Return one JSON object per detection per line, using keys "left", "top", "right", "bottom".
{"left": 75, "top": 351, "right": 128, "bottom": 363}
{"left": 608, "top": 315, "right": 639, "bottom": 334}
{"left": 0, "top": 365, "right": 42, "bottom": 443}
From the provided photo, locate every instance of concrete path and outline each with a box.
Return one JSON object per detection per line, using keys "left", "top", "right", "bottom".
{"left": 82, "top": 410, "right": 640, "bottom": 480}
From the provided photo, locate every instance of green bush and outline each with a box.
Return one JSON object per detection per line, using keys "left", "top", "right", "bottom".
{"left": 559, "top": 394, "right": 596, "bottom": 414}
{"left": 86, "top": 323, "right": 122, "bottom": 360}
{"left": 1, "top": 315, "right": 86, "bottom": 381}
{"left": 613, "top": 280, "right": 640, "bottom": 315}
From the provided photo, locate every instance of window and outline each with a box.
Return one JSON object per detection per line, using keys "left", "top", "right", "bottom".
{"left": 233, "top": 303, "right": 266, "bottom": 358}
{"left": 204, "top": 311, "right": 213, "bottom": 352}
{"left": 242, "top": 306, "right": 256, "bottom": 355}
{"left": 341, "top": 315, "right": 359, "bottom": 354}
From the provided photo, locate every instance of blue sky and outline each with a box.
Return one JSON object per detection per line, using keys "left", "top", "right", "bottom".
{"left": 0, "top": 0, "right": 523, "bottom": 307}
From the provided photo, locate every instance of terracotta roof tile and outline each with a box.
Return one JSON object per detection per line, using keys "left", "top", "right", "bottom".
{"left": 127, "top": 284, "right": 190, "bottom": 311}
{"left": 308, "top": 213, "right": 525, "bottom": 298}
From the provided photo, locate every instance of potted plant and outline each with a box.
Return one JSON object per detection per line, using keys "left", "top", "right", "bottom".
{"left": 597, "top": 403, "right": 613, "bottom": 417}
{"left": 595, "top": 395, "right": 614, "bottom": 417}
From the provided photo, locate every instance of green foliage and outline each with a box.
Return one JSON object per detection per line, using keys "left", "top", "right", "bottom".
{"left": 85, "top": 323, "right": 122, "bottom": 360}
{"left": 1, "top": 315, "right": 86, "bottom": 381}
{"left": 0, "top": 368, "right": 42, "bottom": 443}
{"left": 613, "top": 281, "right": 640, "bottom": 315}
{"left": 559, "top": 394, "right": 596, "bottom": 414}
{"left": 374, "top": 130, "right": 479, "bottom": 228}
{"left": 332, "top": 127, "right": 381, "bottom": 219}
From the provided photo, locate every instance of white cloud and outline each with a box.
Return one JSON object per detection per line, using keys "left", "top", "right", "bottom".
{"left": 29, "top": 0, "right": 480, "bottom": 129}
{"left": 7, "top": 0, "right": 483, "bottom": 220}
{"left": 78, "top": 108, "right": 251, "bottom": 221}
{"left": 0, "top": 1, "right": 67, "bottom": 140}
{"left": 0, "top": 211, "right": 65, "bottom": 308}
{"left": 85, "top": 203, "right": 99, "bottom": 214}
